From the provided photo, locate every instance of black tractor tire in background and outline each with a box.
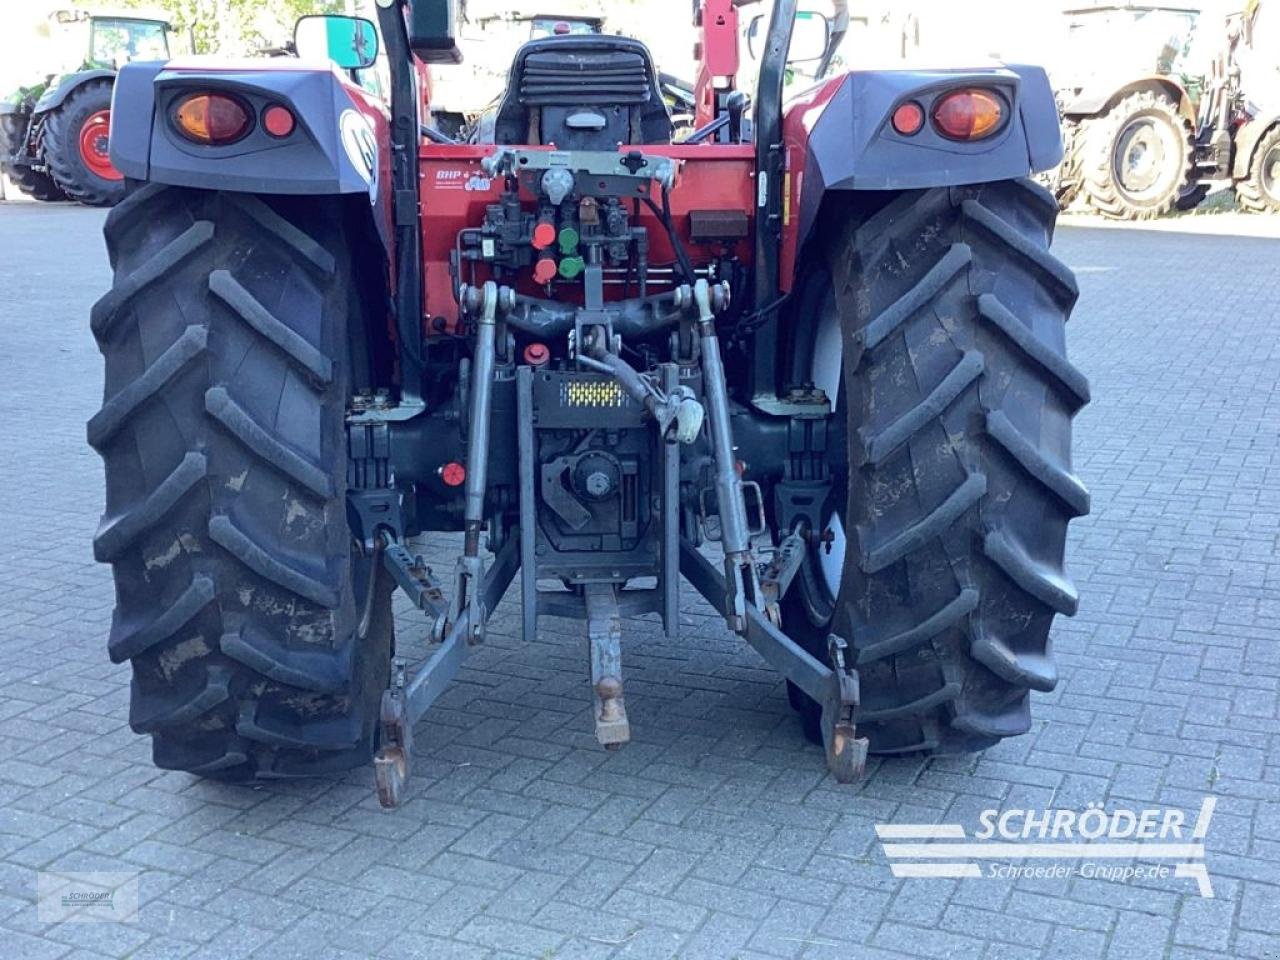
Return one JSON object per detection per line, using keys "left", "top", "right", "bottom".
{"left": 1236, "top": 126, "right": 1280, "bottom": 214}
{"left": 89, "top": 184, "right": 393, "bottom": 779}
{"left": 1080, "top": 91, "right": 1193, "bottom": 220}
{"left": 1, "top": 112, "right": 66, "bottom": 202}
{"left": 1048, "top": 119, "right": 1083, "bottom": 210}
{"left": 783, "top": 179, "right": 1089, "bottom": 755}
{"left": 43, "top": 80, "right": 126, "bottom": 207}
{"left": 1174, "top": 183, "right": 1211, "bottom": 212}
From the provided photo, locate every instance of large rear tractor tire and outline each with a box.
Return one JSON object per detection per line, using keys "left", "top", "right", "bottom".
{"left": 1, "top": 112, "right": 66, "bottom": 202}
{"left": 782, "top": 179, "right": 1089, "bottom": 755}
{"left": 89, "top": 185, "right": 393, "bottom": 780}
{"left": 1236, "top": 126, "right": 1280, "bottom": 214}
{"left": 1080, "top": 91, "right": 1193, "bottom": 220}
{"left": 43, "top": 81, "right": 125, "bottom": 207}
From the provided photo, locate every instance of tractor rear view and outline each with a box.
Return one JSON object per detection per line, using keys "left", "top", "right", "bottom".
{"left": 91, "top": 0, "right": 1088, "bottom": 805}
{"left": 2, "top": 9, "right": 172, "bottom": 206}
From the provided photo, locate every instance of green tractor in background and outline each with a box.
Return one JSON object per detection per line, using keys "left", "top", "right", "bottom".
{"left": 1, "top": 9, "right": 172, "bottom": 206}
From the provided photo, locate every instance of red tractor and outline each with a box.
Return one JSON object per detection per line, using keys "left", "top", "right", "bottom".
{"left": 92, "top": 0, "right": 1089, "bottom": 806}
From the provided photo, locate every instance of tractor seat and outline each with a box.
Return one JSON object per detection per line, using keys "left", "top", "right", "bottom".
{"left": 489, "top": 35, "right": 673, "bottom": 149}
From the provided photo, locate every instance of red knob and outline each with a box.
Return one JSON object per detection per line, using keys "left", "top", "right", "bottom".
{"left": 532, "top": 221, "right": 556, "bottom": 250}
{"left": 524, "top": 343, "right": 550, "bottom": 367}
{"left": 533, "top": 257, "right": 558, "bottom": 284}
{"left": 439, "top": 461, "right": 466, "bottom": 487}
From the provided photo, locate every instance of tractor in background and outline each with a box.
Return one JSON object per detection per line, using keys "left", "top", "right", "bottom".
{"left": 1, "top": 9, "right": 172, "bottom": 206}
{"left": 1047, "top": 2, "right": 1280, "bottom": 217}
{"left": 90, "top": 0, "right": 1088, "bottom": 806}
{"left": 1200, "top": 0, "right": 1280, "bottom": 212}
{"left": 1046, "top": 4, "right": 1205, "bottom": 218}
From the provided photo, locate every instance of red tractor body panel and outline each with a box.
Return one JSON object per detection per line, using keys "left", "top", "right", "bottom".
{"left": 418, "top": 143, "right": 756, "bottom": 332}
{"left": 779, "top": 75, "right": 846, "bottom": 292}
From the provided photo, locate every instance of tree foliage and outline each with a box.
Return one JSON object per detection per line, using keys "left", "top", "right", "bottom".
{"left": 109, "top": 0, "right": 344, "bottom": 55}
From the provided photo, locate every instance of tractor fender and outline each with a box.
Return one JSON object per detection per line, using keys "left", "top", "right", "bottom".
{"left": 1231, "top": 113, "right": 1280, "bottom": 179}
{"left": 109, "top": 59, "right": 393, "bottom": 242}
{"left": 1060, "top": 75, "right": 1197, "bottom": 126}
{"left": 781, "top": 63, "right": 1063, "bottom": 289}
{"left": 33, "top": 70, "right": 117, "bottom": 114}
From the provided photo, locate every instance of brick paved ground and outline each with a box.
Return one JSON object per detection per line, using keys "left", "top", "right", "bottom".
{"left": 0, "top": 200, "right": 1278, "bottom": 959}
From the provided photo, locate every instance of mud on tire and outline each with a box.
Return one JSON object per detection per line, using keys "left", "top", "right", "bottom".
{"left": 785, "top": 179, "right": 1089, "bottom": 755}
{"left": 89, "top": 185, "right": 392, "bottom": 780}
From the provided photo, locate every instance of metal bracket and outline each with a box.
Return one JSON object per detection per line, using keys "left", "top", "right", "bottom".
{"left": 821, "top": 635, "right": 869, "bottom": 784}
{"left": 759, "top": 529, "right": 806, "bottom": 612}
{"left": 481, "top": 147, "right": 679, "bottom": 189}
{"left": 383, "top": 543, "right": 447, "bottom": 625}
{"left": 585, "top": 582, "right": 630, "bottom": 748}
{"left": 373, "top": 658, "right": 410, "bottom": 808}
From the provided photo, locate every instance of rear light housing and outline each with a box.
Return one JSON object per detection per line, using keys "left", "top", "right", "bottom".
{"left": 931, "top": 89, "right": 1006, "bottom": 142}
{"left": 173, "top": 92, "right": 253, "bottom": 145}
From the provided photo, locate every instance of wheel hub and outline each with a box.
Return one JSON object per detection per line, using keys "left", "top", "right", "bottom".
{"left": 78, "top": 109, "right": 124, "bottom": 182}
{"left": 1113, "top": 116, "right": 1177, "bottom": 199}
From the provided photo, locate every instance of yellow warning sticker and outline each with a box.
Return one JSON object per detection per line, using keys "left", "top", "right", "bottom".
{"left": 564, "top": 380, "right": 625, "bottom": 407}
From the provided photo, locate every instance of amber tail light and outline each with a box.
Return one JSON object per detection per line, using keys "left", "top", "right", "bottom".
{"left": 173, "top": 93, "right": 253, "bottom": 145}
{"left": 932, "top": 89, "right": 1005, "bottom": 142}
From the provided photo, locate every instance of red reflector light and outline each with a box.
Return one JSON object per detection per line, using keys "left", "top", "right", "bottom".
{"left": 439, "top": 462, "right": 466, "bottom": 487}
{"left": 932, "top": 89, "right": 1004, "bottom": 141}
{"left": 262, "top": 104, "right": 295, "bottom": 138}
{"left": 891, "top": 101, "right": 925, "bottom": 136}
{"left": 173, "top": 92, "right": 252, "bottom": 145}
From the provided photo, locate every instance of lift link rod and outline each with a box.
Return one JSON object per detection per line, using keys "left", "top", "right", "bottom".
{"left": 448, "top": 280, "right": 507, "bottom": 644}
{"left": 693, "top": 279, "right": 763, "bottom": 631}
